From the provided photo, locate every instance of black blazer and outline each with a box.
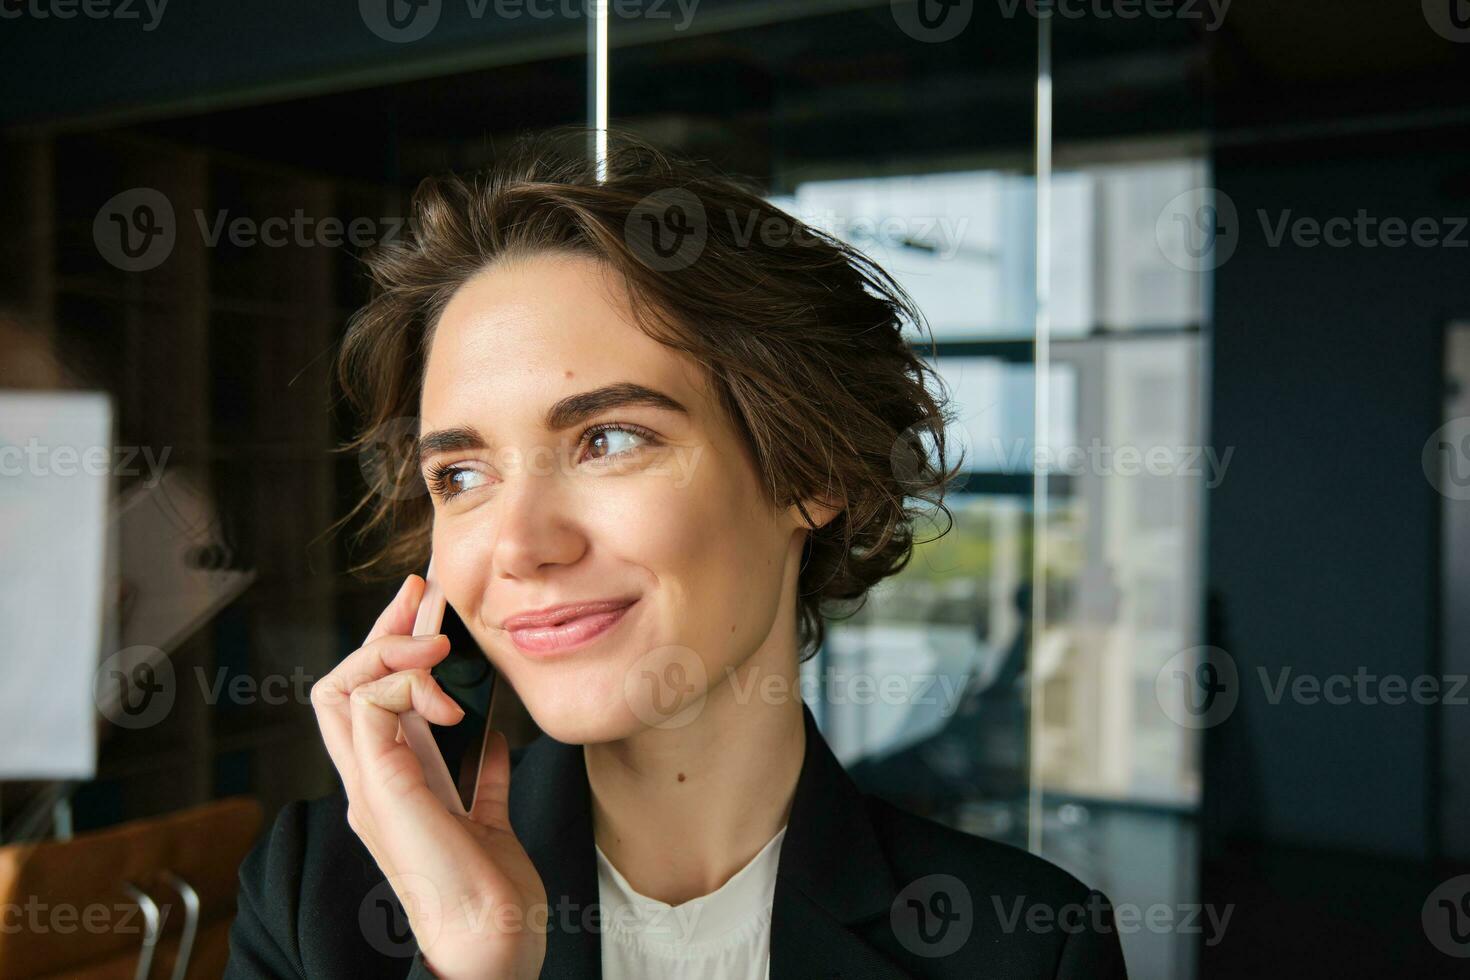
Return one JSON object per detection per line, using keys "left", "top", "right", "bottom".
{"left": 225, "top": 703, "right": 1127, "bottom": 978}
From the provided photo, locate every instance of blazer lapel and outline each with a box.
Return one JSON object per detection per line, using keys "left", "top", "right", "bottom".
{"left": 504, "top": 702, "right": 909, "bottom": 980}
{"left": 769, "top": 703, "right": 913, "bottom": 980}
{"left": 770, "top": 888, "right": 916, "bottom": 980}
{"left": 507, "top": 734, "right": 603, "bottom": 980}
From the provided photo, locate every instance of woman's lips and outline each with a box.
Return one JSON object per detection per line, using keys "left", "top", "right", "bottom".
{"left": 506, "top": 600, "right": 637, "bottom": 655}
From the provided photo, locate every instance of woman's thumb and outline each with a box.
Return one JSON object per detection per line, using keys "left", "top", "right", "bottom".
{"left": 467, "top": 729, "right": 513, "bottom": 831}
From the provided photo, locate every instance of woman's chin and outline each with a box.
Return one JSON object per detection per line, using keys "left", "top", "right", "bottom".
{"left": 518, "top": 695, "right": 646, "bottom": 746}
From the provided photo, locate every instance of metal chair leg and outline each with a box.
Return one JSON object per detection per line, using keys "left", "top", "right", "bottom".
{"left": 158, "top": 871, "right": 199, "bottom": 980}
{"left": 122, "top": 881, "right": 161, "bottom": 980}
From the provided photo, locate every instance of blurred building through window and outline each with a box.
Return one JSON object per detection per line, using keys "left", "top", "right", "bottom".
{"left": 795, "top": 149, "right": 1209, "bottom": 837}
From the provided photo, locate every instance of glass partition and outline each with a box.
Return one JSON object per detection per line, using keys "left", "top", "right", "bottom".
{"left": 607, "top": 0, "right": 1043, "bottom": 849}
{"left": 1038, "top": 12, "right": 1213, "bottom": 980}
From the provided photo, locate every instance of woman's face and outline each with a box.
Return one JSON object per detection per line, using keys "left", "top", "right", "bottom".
{"left": 419, "top": 251, "right": 820, "bottom": 744}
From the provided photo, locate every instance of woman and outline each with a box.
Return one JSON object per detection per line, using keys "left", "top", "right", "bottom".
{"left": 225, "top": 128, "right": 1127, "bottom": 980}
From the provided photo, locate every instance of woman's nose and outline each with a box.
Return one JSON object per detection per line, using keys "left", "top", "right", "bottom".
{"left": 488, "top": 459, "right": 587, "bottom": 580}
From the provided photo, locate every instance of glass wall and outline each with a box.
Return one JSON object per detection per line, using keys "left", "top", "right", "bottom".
{"left": 1038, "top": 14, "right": 1212, "bottom": 980}
{"left": 607, "top": 6, "right": 1211, "bottom": 976}
{"left": 604, "top": 0, "right": 1044, "bottom": 851}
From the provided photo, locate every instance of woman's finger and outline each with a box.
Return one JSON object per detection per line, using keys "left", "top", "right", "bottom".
{"left": 312, "top": 634, "right": 451, "bottom": 786}
{"left": 348, "top": 676, "right": 467, "bottom": 839}
{"left": 354, "top": 668, "right": 466, "bottom": 726}
{"left": 316, "top": 633, "right": 451, "bottom": 709}
{"left": 364, "top": 574, "right": 425, "bottom": 645}
{"left": 312, "top": 574, "right": 437, "bottom": 793}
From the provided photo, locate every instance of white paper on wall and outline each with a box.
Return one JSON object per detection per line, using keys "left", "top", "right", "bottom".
{"left": 0, "top": 390, "right": 112, "bottom": 779}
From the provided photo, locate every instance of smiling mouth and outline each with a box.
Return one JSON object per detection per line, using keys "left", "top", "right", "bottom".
{"left": 504, "top": 599, "right": 638, "bottom": 655}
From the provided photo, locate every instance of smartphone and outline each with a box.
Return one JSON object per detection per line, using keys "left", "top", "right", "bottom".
{"left": 398, "top": 558, "right": 497, "bottom": 815}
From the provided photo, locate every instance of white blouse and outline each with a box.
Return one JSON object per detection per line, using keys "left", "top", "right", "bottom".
{"left": 594, "top": 826, "right": 788, "bottom": 980}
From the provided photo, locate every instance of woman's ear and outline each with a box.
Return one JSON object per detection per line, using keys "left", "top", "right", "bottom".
{"left": 789, "top": 493, "right": 842, "bottom": 534}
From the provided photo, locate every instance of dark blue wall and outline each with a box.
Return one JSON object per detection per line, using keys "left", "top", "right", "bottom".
{"left": 1205, "top": 136, "right": 1469, "bottom": 859}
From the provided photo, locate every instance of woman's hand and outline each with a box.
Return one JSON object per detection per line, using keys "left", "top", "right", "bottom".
{"left": 310, "top": 574, "right": 547, "bottom": 980}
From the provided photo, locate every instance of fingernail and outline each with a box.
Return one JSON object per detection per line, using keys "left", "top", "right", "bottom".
{"left": 412, "top": 632, "right": 447, "bottom": 645}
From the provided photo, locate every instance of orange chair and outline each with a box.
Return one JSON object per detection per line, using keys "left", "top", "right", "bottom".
{"left": 0, "top": 797, "right": 263, "bottom": 979}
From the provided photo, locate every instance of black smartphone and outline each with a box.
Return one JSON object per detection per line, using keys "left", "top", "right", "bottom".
{"left": 403, "top": 558, "right": 497, "bottom": 814}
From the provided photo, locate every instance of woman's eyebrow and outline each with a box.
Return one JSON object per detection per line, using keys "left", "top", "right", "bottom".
{"left": 416, "top": 382, "right": 688, "bottom": 466}
{"left": 416, "top": 426, "right": 485, "bottom": 467}
{"left": 543, "top": 381, "right": 688, "bottom": 431}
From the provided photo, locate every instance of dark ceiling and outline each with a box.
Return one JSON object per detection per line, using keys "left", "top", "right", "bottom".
{"left": 10, "top": 1, "right": 1469, "bottom": 186}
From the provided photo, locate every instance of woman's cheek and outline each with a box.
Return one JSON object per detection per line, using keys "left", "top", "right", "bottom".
{"left": 431, "top": 511, "right": 498, "bottom": 627}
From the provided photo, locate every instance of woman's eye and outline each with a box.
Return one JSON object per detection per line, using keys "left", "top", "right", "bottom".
{"left": 584, "top": 425, "right": 652, "bottom": 464}
{"left": 429, "top": 465, "right": 487, "bottom": 499}
{"left": 449, "top": 467, "right": 487, "bottom": 493}
{"left": 429, "top": 427, "right": 656, "bottom": 496}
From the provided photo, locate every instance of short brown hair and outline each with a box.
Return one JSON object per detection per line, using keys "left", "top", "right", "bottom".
{"left": 335, "top": 126, "right": 960, "bottom": 661}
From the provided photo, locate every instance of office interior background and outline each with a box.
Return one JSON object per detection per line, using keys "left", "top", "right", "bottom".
{"left": 2, "top": 1, "right": 1469, "bottom": 977}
